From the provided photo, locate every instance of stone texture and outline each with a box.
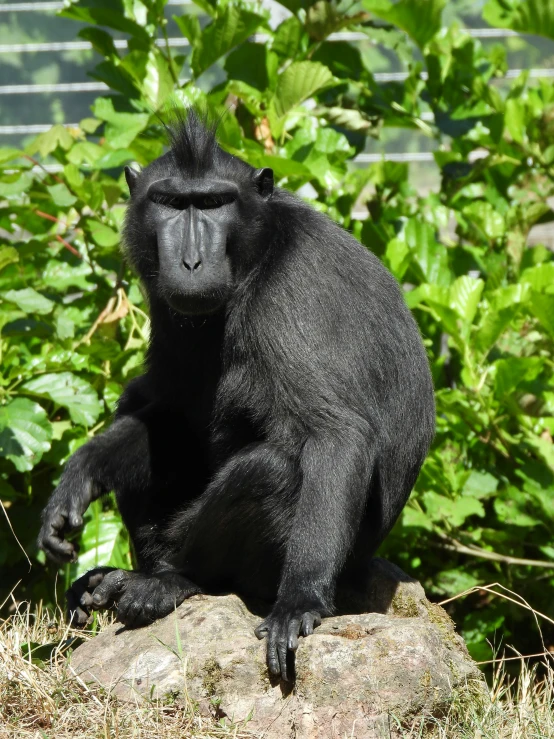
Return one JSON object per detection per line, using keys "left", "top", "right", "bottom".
{"left": 70, "top": 559, "right": 486, "bottom": 738}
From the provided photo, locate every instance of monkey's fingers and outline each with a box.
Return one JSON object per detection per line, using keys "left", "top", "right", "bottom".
{"left": 287, "top": 618, "right": 301, "bottom": 651}
{"left": 266, "top": 627, "right": 289, "bottom": 681}
{"left": 300, "top": 611, "right": 321, "bottom": 637}
{"left": 39, "top": 511, "right": 77, "bottom": 563}
{"left": 66, "top": 587, "right": 91, "bottom": 628}
{"left": 254, "top": 620, "right": 270, "bottom": 640}
{"left": 91, "top": 570, "right": 128, "bottom": 609}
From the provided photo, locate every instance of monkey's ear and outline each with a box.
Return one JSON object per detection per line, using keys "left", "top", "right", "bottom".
{"left": 253, "top": 168, "right": 274, "bottom": 200}
{"left": 124, "top": 166, "right": 140, "bottom": 195}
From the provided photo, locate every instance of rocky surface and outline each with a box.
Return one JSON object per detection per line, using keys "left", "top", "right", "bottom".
{"left": 70, "top": 559, "right": 486, "bottom": 738}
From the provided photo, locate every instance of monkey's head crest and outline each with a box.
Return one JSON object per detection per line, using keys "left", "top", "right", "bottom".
{"left": 122, "top": 106, "right": 275, "bottom": 316}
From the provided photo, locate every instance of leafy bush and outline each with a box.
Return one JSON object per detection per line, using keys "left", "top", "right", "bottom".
{"left": 1, "top": 0, "right": 553, "bottom": 661}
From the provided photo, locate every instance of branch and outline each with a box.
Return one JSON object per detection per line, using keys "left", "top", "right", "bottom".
{"left": 55, "top": 234, "right": 82, "bottom": 259}
{"left": 435, "top": 533, "right": 554, "bottom": 569}
{"left": 24, "top": 154, "right": 63, "bottom": 183}
{"left": 35, "top": 210, "right": 82, "bottom": 259}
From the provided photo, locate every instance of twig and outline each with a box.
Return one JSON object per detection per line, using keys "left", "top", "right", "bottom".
{"left": 55, "top": 233, "right": 82, "bottom": 258}
{"left": 476, "top": 651, "right": 553, "bottom": 665}
{"left": 162, "top": 25, "right": 179, "bottom": 85}
{"left": 0, "top": 500, "right": 31, "bottom": 572}
{"left": 79, "top": 294, "right": 118, "bottom": 346}
{"left": 35, "top": 210, "right": 84, "bottom": 259}
{"left": 439, "top": 582, "right": 554, "bottom": 629}
{"left": 35, "top": 209, "right": 58, "bottom": 223}
{"left": 435, "top": 533, "right": 554, "bottom": 569}
{"left": 24, "top": 154, "right": 63, "bottom": 183}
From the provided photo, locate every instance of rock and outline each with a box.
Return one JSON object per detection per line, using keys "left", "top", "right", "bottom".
{"left": 70, "top": 559, "right": 486, "bottom": 738}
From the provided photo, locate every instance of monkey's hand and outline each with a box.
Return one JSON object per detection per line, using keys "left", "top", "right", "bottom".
{"left": 38, "top": 475, "right": 100, "bottom": 563}
{"left": 88, "top": 569, "right": 201, "bottom": 628}
{"left": 255, "top": 605, "right": 322, "bottom": 682}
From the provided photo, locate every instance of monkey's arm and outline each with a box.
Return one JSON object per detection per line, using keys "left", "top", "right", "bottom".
{"left": 38, "top": 380, "right": 153, "bottom": 563}
{"left": 255, "top": 427, "right": 374, "bottom": 680}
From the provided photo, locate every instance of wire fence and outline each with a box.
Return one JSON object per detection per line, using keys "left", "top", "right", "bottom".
{"left": 0, "top": 28, "right": 524, "bottom": 54}
{"left": 0, "top": 0, "right": 189, "bottom": 9}
{"left": 1, "top": 1, "right": 552, "bottom": 183}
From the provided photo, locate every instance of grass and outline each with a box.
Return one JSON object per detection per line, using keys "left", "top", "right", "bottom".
{"left": 1, "top": 603, "right": 553, "bottom": 739}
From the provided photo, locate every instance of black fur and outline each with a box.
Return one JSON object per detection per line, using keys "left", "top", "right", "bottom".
{"left": 38, "top": 109, "right": 435, "bottom": 681}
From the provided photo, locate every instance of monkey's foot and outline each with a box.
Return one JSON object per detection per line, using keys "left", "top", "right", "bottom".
{"left": 66, "top": 566, "right": 118, "bottom": 627}
{"left": 88, "top": 569, "right": 200, "bottom": 628}
{"left": 255, "top": 607, "right": 322, "bottom": 681}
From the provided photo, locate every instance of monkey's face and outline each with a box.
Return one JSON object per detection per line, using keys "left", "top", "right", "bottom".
{"left": 145, "top": 176, "right": 238, "bottom": 315}
{"left": 124, "top": 164, "right": 274, "bottom": 316}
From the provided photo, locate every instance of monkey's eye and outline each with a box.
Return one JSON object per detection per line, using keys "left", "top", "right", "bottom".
{"left": 149, "top": 192, "right": 188, "bottom": 209}
{"left": 197, "top": 194, "right": 236, "bottom": 210}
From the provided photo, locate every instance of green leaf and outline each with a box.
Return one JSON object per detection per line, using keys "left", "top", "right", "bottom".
{"left": 67, "top": 142, "right": 105, "bottom": 167}
{"left": 2, "top": 288, "right": 55, "bottom": 315}
{"left": 318, "top": 106, "right": 376, "bottom": 133}
{"left": 23, "top": 372, "right": 102, "bottom": 427}
{"left": 449, "top": 275, "right": 484, "bottom": 326}
{"left": 141, "top": 50, "right": 175, "bottom": 110}
{"left": 272, "top": 16, "right": 304, "bottom": 58}
{"left": 504, "top": 98, "right": 527, "bottom": 144}
{"left": 473, "top": 284, "right": 529, "bottom": 353}
{"left": 92, "top": 98, "right": 150, "bottom": 149}
{"left": 224, "top": 43, "right": 277, "bottom": 92}
{"left": 0, "top": 147, "right": 23, "bottom": 165}
{"left": 520, "top": 263, "right": 554, "bottom": 293}
{"left": 423, "top": 491, "right": 485, "bottom": 527}
{"left": 73, "top": 508, "right": 131, "bottom": 578}
{"left": 86, "top": 220, "right": 120, "bottom": 249}
{"left": 362, "top": 0, "right": 445, "bottom": 49}
{"left": 0, "top": 398, "right": 52, "bottom": 472}
{"left": 191, "top": 5, "right": 266, "bottom": 77}
{"left": 493, "top": 357, "right": 544, "bottom": 397}
{"left": 0, "top": 173, "right": 33, "bottom": 197}
{"left": 462, "top": 471, "right": 499, "bottom": 499}
{"left": 494, "top": 487, "right": 542, "bottom": 527}
{"left": 530, "top": 293, "right": 554, "bottom": 338}
{"left": 385, "top": 237, "right": 410, "bottom": 279}
{"left": 47, "top": 183, "right": 78, "bottom": 208}
{"left": 402, "top": 504, "right": 434, "bottom": 531}
{"left": 173, "top": 13, "right": 201, "bottom": 44}
{"left": 61, "top": 2, "right": 150, "bottom": 44}
{"left": 93, "top": 149, "right": 135, "bottom": 170}
{"left": 483, "top": 0, "right": 554, "bottom": 42}
{"left": 79, "top": 26, "right": 120, "bottom": 60}
{"left": 41, "top": 260, "right": 93, "bottom": 292}
{"left": 404, "top": 219, "right": 451, "bottom": 287}
{"left": 56, "top": 313, "right": 75, "bottom": 340}
{"left": 0, "top": 247, "right": 18, "bottom": 273}
{"left": 272, "top": 61, "right": 335, "bottom": 119}
{"left": 462, "top": 201, "right": 505, "bottom": 241}
{"left": 27, "top": 125, "right": 74, "bottom": 158}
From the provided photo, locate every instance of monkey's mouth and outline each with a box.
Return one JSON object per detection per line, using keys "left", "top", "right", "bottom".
{"left": 162, "top": 284, "right": 231, "bottom": 316}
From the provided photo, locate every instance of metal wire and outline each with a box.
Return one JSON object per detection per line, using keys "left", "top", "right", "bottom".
{"left": 0, "top": 81, "right": 106, "bottom": 94}
{"left": 0, "top": 37, "right": 190, "bottom": 53}
{"left": 0, "top": 123, "right": 78, "bottom": 133}
{"left": 0, "top": 0, "right": 189, "bottom": 10}
{"left": 12, "top": 151, "right": 438, "bottom": 173}
{"left": 1, "top": 67, "right": 552, "bottom": 95}
{"left": 0, "top": 27, "right": 527, "bottom": 53}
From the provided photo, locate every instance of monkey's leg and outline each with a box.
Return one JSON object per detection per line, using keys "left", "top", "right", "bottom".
{"left": 90, "top": 443, "right": 301, "bottom": 629}
{"left": 170, "top": 442, "right": 301, "bottom": 595}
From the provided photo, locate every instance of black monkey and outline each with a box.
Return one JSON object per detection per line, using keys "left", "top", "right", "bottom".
{"left": 38, "top": 109, "right": 435, "bottom": 681}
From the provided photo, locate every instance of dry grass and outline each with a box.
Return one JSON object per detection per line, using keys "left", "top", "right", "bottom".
{"left": 400, "top": 657, "right": 554, "bottom": 739}
{"left": 1, "top": 602, "right": 553, "bottom": 739}
{"left": 0, "top": 603, "right": 255, "bottom": 739}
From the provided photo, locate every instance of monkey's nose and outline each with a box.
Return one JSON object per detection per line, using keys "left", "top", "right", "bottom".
{"left": 183, "top": 259, "right": 202, "bottom": 273}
